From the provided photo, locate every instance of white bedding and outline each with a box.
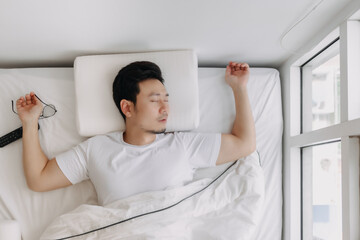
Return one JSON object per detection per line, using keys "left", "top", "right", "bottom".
{"left": 41, "top": 152, "right": 264, "bottom": 240}
{"left": 196, "top": 68, "right": 283, "bottom": 239}
{"left": 0, "top": 67, "right": 282, "bottom": 240}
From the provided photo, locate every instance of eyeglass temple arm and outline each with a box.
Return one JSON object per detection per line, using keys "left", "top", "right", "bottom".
{"left": 34, "top": 94, "right": 47, "bottom": 105}
{"left": 11, "top": 100, "right": 18, "bottom": 114}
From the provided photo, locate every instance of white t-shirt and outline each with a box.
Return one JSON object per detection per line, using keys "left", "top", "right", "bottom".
{"left": 56, "top": 131, "right": 221, "bottom": 206}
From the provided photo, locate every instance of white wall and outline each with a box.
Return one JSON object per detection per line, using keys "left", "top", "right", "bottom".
{"left": 0, "top": 0, "right": 353, "bottom": 68}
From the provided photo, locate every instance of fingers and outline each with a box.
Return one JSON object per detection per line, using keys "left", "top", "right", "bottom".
{"left": 16, "top": 92, "right": 37, "bottom": 107}
{"left": 239, "top": 63, "right": 249, "bottom": 70}
{"left": 226, "top": 65, "right": 231, "bottom": 74}
{"left": 25, "top": 93, "right": 32, "bottom": 105}
{"left": 30, "top": 92, "right": 38, "bottom": 104}
{"left": 228, "top": 62, "right": 249, "bottom": 72}
{"left": 16, "top": 97, "right": 25, "bottom": 108}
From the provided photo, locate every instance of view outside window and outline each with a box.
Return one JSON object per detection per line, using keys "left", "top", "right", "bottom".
{"left": 311, "top": 55, "right": 340, "bottom": 130}
{"left": 302, "top": 142, "right": 342, "bottom": 240}
{"left": 302, "top": 40, "right": 340, "bottom": 132}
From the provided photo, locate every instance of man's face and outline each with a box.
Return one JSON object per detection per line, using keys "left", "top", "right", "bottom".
{"left": 132, "top": 79, "right": 169, "bottom": 134}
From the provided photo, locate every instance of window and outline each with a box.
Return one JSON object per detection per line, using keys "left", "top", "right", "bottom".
{"left": 300, "top": 40, "right": 344, "bottom": 239}
{"left": 302, "top": 141, "right": 342, "bottom": 240}
{"left": 301, "top": 39, "right": 340, "bottom": 132}
{"left": 284, "top": 15, "right": 360, "bottom": 240}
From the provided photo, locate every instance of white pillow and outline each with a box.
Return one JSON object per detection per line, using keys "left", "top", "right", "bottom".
{"left": 74, "top": 50, "right": 199, "bottom": 137}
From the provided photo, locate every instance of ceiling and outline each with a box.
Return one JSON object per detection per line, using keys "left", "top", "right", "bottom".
{"left": 0, "top": 0, "right": 355, "bottom": 68}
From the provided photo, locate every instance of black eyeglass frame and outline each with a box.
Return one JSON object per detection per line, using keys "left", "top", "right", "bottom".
{"left": 11, "top": 94, "right": 57, "bottom": 119}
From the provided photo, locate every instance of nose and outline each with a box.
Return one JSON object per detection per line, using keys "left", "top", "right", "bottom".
{"left": 159, "top": 100, "right": 169, "bottom": 114}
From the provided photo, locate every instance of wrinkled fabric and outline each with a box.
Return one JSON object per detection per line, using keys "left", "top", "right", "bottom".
{"left": 41, "top": 152, "right": 264, "bottom": 240}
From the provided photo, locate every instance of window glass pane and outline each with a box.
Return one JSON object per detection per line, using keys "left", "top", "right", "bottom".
{"left": 347, "top": 20, "right": 360, "bottom": 120}
{"left": 302, "top": 40, "right": 340, "bottom": 132}
{"left": 302, "top": 142, "right": 342, "bottom": 240}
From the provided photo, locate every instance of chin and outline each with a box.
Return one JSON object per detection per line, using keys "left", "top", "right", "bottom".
{"left": 149, "top": 128, "right": 166, "bottom": 134}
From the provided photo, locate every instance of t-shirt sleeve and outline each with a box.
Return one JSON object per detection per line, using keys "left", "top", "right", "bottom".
{"left": 55, "top": 140, "right": 90, "bottom": 184}
{"left": 177, "top": 132, "right": 221, "bottom": 169}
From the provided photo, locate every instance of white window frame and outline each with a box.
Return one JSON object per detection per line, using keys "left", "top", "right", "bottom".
{"left": 281, "top": 8, "right": 360, "bottom": 240}
{"left": 300, "top": 37, "right": 340, "bottom": 133}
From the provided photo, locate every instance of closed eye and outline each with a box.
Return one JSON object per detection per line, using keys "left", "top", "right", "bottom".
{"left": 150, "top": 98, "right": 168, "bottom": 103}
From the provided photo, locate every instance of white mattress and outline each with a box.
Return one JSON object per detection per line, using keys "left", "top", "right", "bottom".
{"left": 0, "top": 67, "right": 282, "bottom": 240}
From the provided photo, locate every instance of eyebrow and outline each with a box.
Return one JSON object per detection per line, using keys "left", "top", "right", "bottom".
{"left": 148, "top": 93, "right": 169, "bottom": 97}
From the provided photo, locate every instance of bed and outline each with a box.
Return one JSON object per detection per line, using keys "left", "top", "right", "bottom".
{"left": 0, "top": 52, "right": 282, "bottom": 239}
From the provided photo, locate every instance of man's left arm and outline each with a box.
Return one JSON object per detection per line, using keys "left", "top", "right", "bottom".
{"left": 216, "top": 62, "right": 256, "bottom": 165}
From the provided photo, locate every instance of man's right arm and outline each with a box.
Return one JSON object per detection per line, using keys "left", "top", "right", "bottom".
{"left": 18, "top": 92, "right": 72, "bottom": 192}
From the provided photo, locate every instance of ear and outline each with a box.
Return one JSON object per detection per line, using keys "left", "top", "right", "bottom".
{"left": 120, "top": 99, "right": 134, "bottom": 118}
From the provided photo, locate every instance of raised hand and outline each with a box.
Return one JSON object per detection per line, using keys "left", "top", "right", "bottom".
{"left": 225, "top": 62, "right": 250, "bottom": 89}
{"left": 16, "top": 92, "right": 43, "bottom": 124}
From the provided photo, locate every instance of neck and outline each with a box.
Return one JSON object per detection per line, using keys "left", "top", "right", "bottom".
{"left": 123, "top": 128, "right": 157, "bottom": 146}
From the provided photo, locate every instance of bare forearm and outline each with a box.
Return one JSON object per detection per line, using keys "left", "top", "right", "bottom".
{"left": 231, "top": 86, "right": 256, "bottom": 151}
{"left": 22, "top": 121, "right": 48, "bottom": 188}
{"left": 216, "top": 62, "right": 255, "bottom": 164}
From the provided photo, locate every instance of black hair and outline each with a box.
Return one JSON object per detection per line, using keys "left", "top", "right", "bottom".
{"left": 112, "top": 61, "right": 165, "bottom": 121}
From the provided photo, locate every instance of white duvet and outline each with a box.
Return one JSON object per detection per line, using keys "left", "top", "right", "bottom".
{"left": 40, "top": 152, "right": 264, "bottom": 240}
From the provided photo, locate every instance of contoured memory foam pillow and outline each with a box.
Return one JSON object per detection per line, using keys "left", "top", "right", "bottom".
{"left": 74, "top": 50, "right": 198, "bottom": 137}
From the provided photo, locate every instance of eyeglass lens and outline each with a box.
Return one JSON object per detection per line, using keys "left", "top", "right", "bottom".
{"left": 42, "top": 105, "right": 56, "bottom": 118}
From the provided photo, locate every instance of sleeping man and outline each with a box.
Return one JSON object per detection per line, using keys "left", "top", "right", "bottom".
{"left": 16, "top": 61, "right": 255, "bottom": 206}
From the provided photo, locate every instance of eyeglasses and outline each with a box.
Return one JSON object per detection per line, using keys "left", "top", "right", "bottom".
{"left": 11, "top": 94, "right": 57, "bottom": 119}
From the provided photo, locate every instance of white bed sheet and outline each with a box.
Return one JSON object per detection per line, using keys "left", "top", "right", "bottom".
{"left": 0, "top": 68, "right": 98, "bottom": 240}
{"left": 0, "top": 67, "right": 282, "bottom": 240}
{"left": 195, "top": 68, "right": 283, "bottom": 240}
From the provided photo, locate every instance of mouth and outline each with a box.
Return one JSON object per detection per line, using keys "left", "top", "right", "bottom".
{"left": 159, "top": 118, "right": 167, "bottom": 123}
{"left": 158, "top": 114, "right": 168, "bottom": 123}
